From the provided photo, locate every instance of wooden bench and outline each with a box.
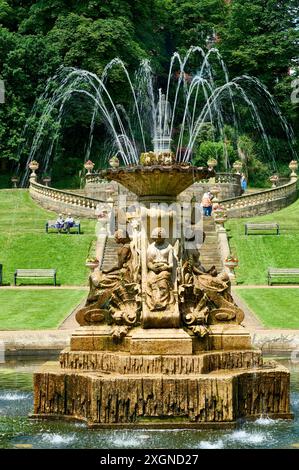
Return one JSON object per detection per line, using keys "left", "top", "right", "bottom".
{"left": 268, "top": 268, "right": 299, "bottom": 285}
{"left": 46, "top": 220, "right": 81, "bottom": 234}
{"left": 14, "top": 269, "right": 57, "bottom": 286}
{"left": 245, "top": 223, "right": 279, "bottom": 235}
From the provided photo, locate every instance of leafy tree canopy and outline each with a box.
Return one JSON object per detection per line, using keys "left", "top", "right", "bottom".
{"left": 0, "top": 0, "right": 297, "bottom": 187}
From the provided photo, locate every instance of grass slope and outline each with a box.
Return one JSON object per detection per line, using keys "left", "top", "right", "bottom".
{"left": 226, "top": 197, "right": 299, "bottom": 285}
{"left": 0, "top": 289, "right": 86, "bottom": 329}
{"left": 237, "top": 288, "right": 299, "bottom": 329}
{"left": 0, "top": 190, "right": 96, "bottom": 285}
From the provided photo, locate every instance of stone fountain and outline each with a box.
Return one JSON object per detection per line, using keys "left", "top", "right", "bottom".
{"left": 32, "top": 143, "right": 292, "bottom": 427}
{"left": 31, "top": 63, "right": 294, "bottom": 427}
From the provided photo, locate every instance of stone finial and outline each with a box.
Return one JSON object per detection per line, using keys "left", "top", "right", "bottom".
{"left": 11, "top": 176, "right": 19, "bottom": 188}
{"left": 84, "top": 160, "right": 95, "bottom": 174}
{"left": 28, "top": 160, "right": 39, "bottom": 183}
{"left": 207, "top": 158, "right": 217, "bottom": 171}
{"left": 289, "top": 160, "right": 298, "bottom": 182}
{"left": 269, "top": 174, "right": 279, "bottom": 188}
{"left": 232, "top": 160, "right": 242, "bottom": 174}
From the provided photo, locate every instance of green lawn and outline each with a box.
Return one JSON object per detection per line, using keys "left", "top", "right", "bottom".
{"left": 0, "top": 289, "right": 87, "bottom": 329}
{"left": 226, "top": 197, "right": 299, "bottom": 285}
{"left": 237, "top": 288, "right": 299, "bottom": 329}
{"left": 0, "top": 189, "right": 96, "bottom": 285}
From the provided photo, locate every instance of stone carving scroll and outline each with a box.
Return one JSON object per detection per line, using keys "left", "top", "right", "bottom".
{"left": 76, "top": 229, "right": 141, "bottom": 338}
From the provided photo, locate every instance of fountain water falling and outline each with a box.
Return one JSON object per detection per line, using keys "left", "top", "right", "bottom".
{"left": 18, "top": 47, "right": 297, "bottom": 186}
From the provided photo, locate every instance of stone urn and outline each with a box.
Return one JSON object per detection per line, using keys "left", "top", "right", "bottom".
{"left": 214, "top": 206, "right": 227, "bottom": 226}
{"left": 84, "top": 160, "right": 95, "bottom": 175}
{"left": 269, "top": 174, "right": 279, "bottom": 188}
{"left": 85, "top": 258, "right": 99, "bottom": 272}
{"left": 224, "top": 257, "right": 239, "bottom": 275}
{"left": 109, "top": 156, "right": 120, "bottom": 168}
{"left": 11, "top": 176, "right": 19, "bottom": 188}
{"left": 207, "top": 158, "right": 217, "bottom": 171}
{"left": 233, "top": 160, "right": 242, "bottom": 174}
{"left": 210, "top": 185, "right": 221, "bottom": 208}
{"left": 95, "top": 211, "right": 110, "bottom": 235}
{"left": 42, "top": 176, "right": 51, "bottom": 187}
{"left": 28, "top": 160, "right": 39, "bottom": 177}
{"left": 289, "top": 160, "right": 298, "bottom": 178}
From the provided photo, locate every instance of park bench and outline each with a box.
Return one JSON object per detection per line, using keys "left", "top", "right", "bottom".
{"left": 268, "top": 268, "right": 299, "bottom": 285}
{"left": 45, "top": 220, "right": 81, "bottom": 234}
{"left": 14, "top": 269, "right": 57, "bottom": 286}
{"left": 245, "top": 222, "right": 279, "bottom": 235}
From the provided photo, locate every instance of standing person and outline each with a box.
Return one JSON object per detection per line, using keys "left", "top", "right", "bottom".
{"left": 64, "top": 213, "right": 75, "bottom": 233}
{"left": 55, "top": 214, "right": 65, "bottom": 233}
{"left": 201, "top": 192, "right": 212, "bottom": 217}
{"left": 241, "top": 173, "right": 247, "bottom": 192}
{"left": 207, "top": 191, "right": 214, "bottom": 216}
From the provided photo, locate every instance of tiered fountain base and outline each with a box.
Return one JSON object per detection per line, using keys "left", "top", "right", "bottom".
{"left": 32, "top": 327, "right": 292, "bottom": 428}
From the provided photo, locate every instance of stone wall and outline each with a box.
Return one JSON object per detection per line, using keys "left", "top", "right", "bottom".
{"left": 29, "top": 181, "right": 104, "bottom": 218}
{"left": 226, "top": 192, "right": 297, "bottom": 218}
{"left": 221, "top": 180, "right": 297, "bottom": 218}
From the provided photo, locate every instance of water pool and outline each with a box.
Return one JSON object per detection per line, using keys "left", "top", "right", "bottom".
{"left": 0, "top": 356, "right": 298, "bottom": 449}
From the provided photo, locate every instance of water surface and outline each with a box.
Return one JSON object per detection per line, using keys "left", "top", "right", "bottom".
{"left": 0, "top": 356, "right": 298, "bottom": 449}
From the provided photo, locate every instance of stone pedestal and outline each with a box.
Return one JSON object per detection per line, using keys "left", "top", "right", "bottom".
{"left": 32, "top": 325, "right": 293, "bottom": 428}
{"left": 207, "top": 325, "right": 252, "bottom": 350}
{"left": 130, "top": 328, "right": 192, "bottom": 355}
{"left": 70, "top": 325, "right": 252, "bottom": 354}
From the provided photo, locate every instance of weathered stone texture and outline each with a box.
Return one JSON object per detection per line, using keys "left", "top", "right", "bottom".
{"left": 235, "top": 368, "right": 291, "bottom": 418}
{"left": 33, "top": 362, "right": 292, "bottom": 426}
{"left": 59, "top": 349, "right": 263, "bottom": 375}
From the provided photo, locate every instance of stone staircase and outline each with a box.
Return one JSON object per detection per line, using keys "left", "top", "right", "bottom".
{"left": 100, "top": 217, "right": 223, "bottom": 274}
{"left": 100, "top": 237, "right": 119, "bottom": 271}
{"left": 200, "top": 217, "right": 223, "bottom": 273}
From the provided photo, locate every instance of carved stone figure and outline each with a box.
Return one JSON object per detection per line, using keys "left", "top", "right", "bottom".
{"left": 146, "top": 227, "right": 175, "bottom": 311}
{"left": 180, "top": 238, "right": 244, "bottom": 335}
{"left": 195, "top": 271, "right": 244, "bottom": 324}
{"left": 76, "top": 229, "right": 139, "bottom": 329}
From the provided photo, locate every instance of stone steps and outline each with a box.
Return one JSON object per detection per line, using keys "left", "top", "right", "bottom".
{"left": 201, "top": 217, "right": 223, "bottom": 272}
{"left": 100, "top": 216, "right": 223, "bottom": 273}
{"left": 101, "top": 237, "right": 119, "bottom": 270}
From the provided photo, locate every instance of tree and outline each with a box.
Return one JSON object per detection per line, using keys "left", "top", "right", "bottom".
{"left": 166, "top": 0, "right": 227, "bottom": 51}
{"left": 193, "top": 140, "right": 236, "bottom": 170}
{"left": 0, "top": 1, "right": 169, "bottom": 174}
{"left": 0, "top": 29, "right": 61, "bottom": 165}
{"left": 219, "top": 0, "right": 299, "bottom": 126}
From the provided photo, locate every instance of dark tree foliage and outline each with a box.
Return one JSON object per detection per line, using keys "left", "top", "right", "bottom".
{"left": 0, "top": 0, "right": 297, "bottom": 184}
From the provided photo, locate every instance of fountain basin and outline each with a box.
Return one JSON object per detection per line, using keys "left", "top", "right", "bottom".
{"left": 100, "top": 165, "right": 214, "bottom": 199}
{"left": 32, "top": 349, "right": 292, "bottom": 428}
{"left": 31, "top": 327, "right": 292, "bottom": 428}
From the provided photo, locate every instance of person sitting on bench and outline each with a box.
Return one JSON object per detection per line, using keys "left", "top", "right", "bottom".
{"left": 55, "top": 214, "right": 65, "bottom": 233}
{"left": 64, "top": 213, "right": 75, "bottom": 233}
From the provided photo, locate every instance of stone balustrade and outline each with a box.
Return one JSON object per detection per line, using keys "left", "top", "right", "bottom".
{"left": 30, "top": 181, "right": 105, "bottom": 218}
{"left": 199, "top": 172, "right": 241, "bottom": 185}
{"left": 86, "top": 171, "right": 241, "bottom": 186}
{"left": 220, "top": 180, "right": 297, "bottom": 218}
{"left": 85, "top": 171, "right": 242, "bottom": 202}
{"left": 29, "top": 174, "right": 297, "bottom": 220}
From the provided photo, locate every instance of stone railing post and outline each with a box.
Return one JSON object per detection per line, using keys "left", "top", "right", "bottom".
{"left": 28, "top": 161, "right": 39, "bottom": 185}
{"left": 289, "top": 160, "right": 298, "bottom": 184}
{"left": 216, "top": 225, "right": 236, "bottom": 285}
